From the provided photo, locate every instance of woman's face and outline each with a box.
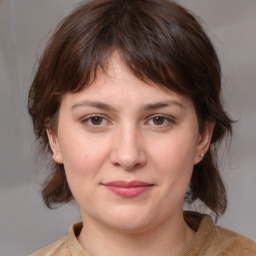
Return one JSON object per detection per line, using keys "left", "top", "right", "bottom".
{"left": 48, "top": 55, "right": 213, "bottom": 233}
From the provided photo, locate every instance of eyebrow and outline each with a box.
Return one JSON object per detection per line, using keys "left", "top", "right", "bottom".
{"left": 142, "top": 101, "right": 185, "bottom": 111}
{"left": 71, "top": 100, "right": 116, "bottom": 111}
{"left": 71, "top": 100, "right": 185, "bottom": 111}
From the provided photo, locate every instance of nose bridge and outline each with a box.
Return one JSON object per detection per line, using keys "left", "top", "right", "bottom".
{"left": 110, "top": 121, "right": 146, "bottom": 170}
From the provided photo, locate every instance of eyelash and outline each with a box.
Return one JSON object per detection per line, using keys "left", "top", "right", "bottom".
{"left": 81, "top": 115, "right": 111, "bottom": 128}
{"left": 81, "top": 114, "right": 175, "bottom": 129}
{"left": 145, "top": 115, "right": 175, "bottom": 127}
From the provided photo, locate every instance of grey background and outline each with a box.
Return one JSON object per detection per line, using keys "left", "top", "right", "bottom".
{"left": 0, "top": 0, "right": 255, "bottom": 255}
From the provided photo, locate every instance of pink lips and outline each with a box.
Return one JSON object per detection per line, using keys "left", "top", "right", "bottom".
{"left": 103, "top": 180, "right": 153, "bottom": 197}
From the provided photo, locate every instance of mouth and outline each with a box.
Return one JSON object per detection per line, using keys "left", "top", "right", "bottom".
{"left": 102, "top": 180, "right": 154, "bottom": 198}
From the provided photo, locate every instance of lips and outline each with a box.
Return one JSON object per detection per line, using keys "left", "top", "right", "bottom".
{"left": 103, "top": 180, "right": 153, "bottom": 197}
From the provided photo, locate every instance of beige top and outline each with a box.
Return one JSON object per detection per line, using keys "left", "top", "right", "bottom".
{"left": 29, "top": 211, "right": 256, "bottom": 256}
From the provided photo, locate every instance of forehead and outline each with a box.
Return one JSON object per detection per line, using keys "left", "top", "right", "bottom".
{"left": 61, "top": 54, "right": 194, "bottom": 112}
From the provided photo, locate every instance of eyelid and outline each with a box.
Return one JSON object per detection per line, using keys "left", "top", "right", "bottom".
{"left": 80, "top": 114, "right": 175, "bottom": 129}
{"left": 145, "top": 114, "right": 176, "bottom": 126}
{"left": 81, "top": 114, "right": 112, "bottom": 127}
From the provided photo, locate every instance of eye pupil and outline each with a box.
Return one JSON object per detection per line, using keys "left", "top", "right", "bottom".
{"left": 153, "top": 116, "right": 164, "bottom": 125}
{"left": 91, "top": 116, "right": 103, "bottom": 125}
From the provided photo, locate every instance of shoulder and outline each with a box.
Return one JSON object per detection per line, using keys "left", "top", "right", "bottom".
{"left": 28, "top": 237, "right": 70, "bottom": 256}
{"left": 210, "top": 225, "right": 256, "bottom": 255}
{"left": 183, "top": 211, "right": 256, "bottom": 256}
{"left": 29, "top": 222, "right": 85, "bottom": 256}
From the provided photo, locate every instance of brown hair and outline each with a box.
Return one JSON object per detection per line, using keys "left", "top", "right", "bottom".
{"left": 28, "top": 0, "right": 232, "bottom": 217}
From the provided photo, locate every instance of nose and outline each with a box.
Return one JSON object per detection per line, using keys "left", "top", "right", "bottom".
{"left": 109, "top": 125, "right": 147, "bottom": 170}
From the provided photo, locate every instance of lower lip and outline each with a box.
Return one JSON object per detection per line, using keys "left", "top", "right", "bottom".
{"left": 105, "top": 185, "right": 152, "bottom": 197}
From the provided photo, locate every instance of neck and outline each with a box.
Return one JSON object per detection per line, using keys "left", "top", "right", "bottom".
{"left": 78, "top": 211, "right": 195, "bottom": 256}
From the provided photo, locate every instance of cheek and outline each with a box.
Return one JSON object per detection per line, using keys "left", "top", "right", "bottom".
{"left": 58, "top": 132, "right": 111, "bottom": 188}
{"left": 59, "top": 140, "right": 102, "bottom": 205}
{"left": 148, "top": 130, "right": 198, "bottom": 190}
{"left": 151, "top": 132, "right": 198, "bottom": 168}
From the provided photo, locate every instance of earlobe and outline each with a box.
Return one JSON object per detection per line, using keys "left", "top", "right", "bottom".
{"left": 46, "top": 128, "right": 63, "bottom": 164}
{"left": 194, "top": 121, "right": 215, "bottom": 165}
{"left": 53, "top": 153, "right": 63, "bottom": 163}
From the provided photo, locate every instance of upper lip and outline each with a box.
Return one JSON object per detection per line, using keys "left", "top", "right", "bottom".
{"left": 103, "top": 180, "right": 153, "bottom": 187}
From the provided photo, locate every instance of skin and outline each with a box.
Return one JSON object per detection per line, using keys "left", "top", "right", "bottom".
{"left": 47, "top": 54, "right": 214, "bottom": 256}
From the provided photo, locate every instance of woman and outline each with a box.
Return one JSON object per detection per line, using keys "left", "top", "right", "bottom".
{"left": 28, "top": 0, "right": 256, "bottom": 255}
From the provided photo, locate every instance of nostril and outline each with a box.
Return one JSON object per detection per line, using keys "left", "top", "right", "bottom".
{"left": 110, "top": 151, "right": 147, "bottom": 170}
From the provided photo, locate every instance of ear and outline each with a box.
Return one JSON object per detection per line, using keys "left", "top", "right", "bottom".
{"left": 46, "top": 128, "right": 63, "bottom": 164}
{"left": 194, "top": 121, "right": 215, "bottom": 165}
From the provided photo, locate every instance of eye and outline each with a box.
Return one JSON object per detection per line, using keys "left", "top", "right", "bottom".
{"left": 90, "top": 116, "right": 104, "bottom": 125}
{"left": 82, "top": 115, "right": 108, "bottom": 127}
{"left": 146, "top": 115, "right": 174, "bottom": 126}
{"left": 152, "top": 116, "right": 166, "bottom": 125}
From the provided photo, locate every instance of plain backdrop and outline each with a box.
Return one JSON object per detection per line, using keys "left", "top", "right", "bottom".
{"left": 0, "top": 0, "right": 255, "bottom": 255}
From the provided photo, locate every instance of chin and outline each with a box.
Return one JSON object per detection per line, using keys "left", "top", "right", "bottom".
{"left": 99, "top": 207, "right": 156, "bottom": 233}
